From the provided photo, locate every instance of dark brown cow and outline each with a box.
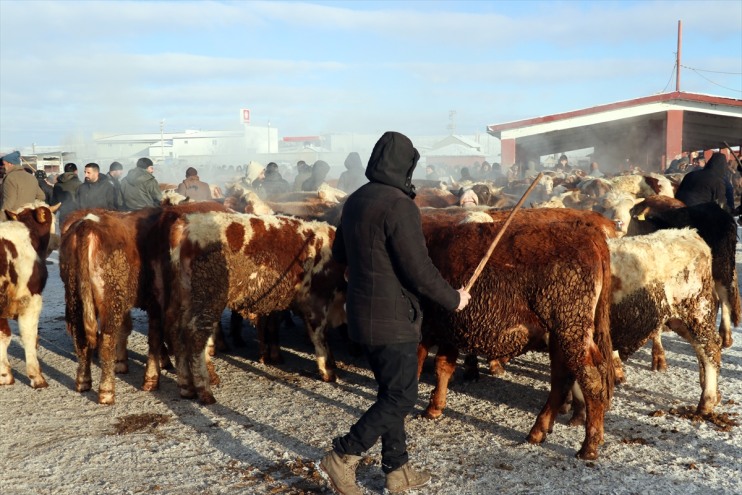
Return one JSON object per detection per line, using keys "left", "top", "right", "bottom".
{"left": 418, "top": 209, "right": 615, "bottom": 460}
{"left": 166, "top": 212, "right": 346, "bottom": 404}
{"left": 0, "top": 202, "right": 59, "bottom": 388}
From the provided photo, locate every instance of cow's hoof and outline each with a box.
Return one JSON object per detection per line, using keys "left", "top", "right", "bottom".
{"left": 30, "top": 377, "right": 49, "bottom": 389}
{"left": 180, "top": 386, "right": 196, "bottom": 399}
{"left": 75, "top": 380, "right": 92, "bottom": 393}
{"left": 320, "top": 372, "right": 337, "bottom": 383}
{"left": 422, "top": 408, "right": 443, "bottom": 420}
{"left": 526, "top": 429, "right": 546, "bottom": 444}
{"left": 576, "top": 447, "right": 598, "bottom": 460}
{"left": 488, "top": 361, "right": 507, "bottom": 376}
{"left": 98, "top": 392, "right": 115, "bottom": 405}
{"left": 198, "top": 390, "right": 216, "bottom": 405}
{"left": 115, "top": 361, "right": 129, "bottom": 374}
{"left": 722, "top": 335, "right": 733, "bottom": 349}
{"left": 651, "top": 360, "right": 667, "bottom": 372}
{"left": 0, "top": 373, "right": 15, "bottom": 386}
{"left": 141, "top": 379, "right": 159, "bottom": 392}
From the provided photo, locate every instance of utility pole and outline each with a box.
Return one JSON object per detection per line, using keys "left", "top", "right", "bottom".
{"left": 447, "top": 110, "right": 456, "bottom": 135}
{"left": 160, "top": 119, "right": 165, "bottom": 161}
{"left": 676, "top": 20, "right": 682, "bottom": 92}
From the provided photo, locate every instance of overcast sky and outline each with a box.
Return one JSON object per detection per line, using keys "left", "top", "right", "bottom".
{"left": 1, "top": 0, "right": 740, "bottom": 151}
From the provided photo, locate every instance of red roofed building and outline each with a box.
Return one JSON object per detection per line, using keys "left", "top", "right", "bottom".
{"left": 487, "top": 91, "right": 742, "bottom": 172}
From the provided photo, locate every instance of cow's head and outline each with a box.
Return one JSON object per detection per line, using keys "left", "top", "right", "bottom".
{"left": 5, "top": 202, "right": 61, "bottom": 256}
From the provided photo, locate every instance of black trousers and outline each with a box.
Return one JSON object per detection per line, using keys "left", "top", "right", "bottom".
{"left": 332, "top": 341, "right": 419, "bottom": 473}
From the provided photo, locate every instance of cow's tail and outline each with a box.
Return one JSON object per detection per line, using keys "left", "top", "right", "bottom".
{"left": 79, "top": 227, "right": 98, "bottom": 349}
{"left": 594, "top": 242, "right": 615, "bottom": 404}
{"left": 730, "top": 268, "right": 741, "bottom": 326}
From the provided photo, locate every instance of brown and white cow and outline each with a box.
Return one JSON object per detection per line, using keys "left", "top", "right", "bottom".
{"left": 60, "top": 202, "right": 231, "bottom": 404}
{"left": 418, "top": 209, "right": 615, "bottom": 460}
{"left": 627, "top": 199, "right": 740, "bottom": 354}
{"left": 0, "top": 201, "right": 59, "bottom": 388}
{"left": 166, "top": 212, "right": 346, "bottom": 404}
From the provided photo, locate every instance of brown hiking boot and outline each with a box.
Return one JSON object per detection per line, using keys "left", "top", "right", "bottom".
{"left": 384, "top": 463, "right": 431, "bottom": 494}
{"left": 318, "top": 450, "right": 363, "bottom": 495}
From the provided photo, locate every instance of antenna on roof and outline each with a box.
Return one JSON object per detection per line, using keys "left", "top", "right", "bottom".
{"left": 676, "top": 20, "right": 682, "bottom": 92}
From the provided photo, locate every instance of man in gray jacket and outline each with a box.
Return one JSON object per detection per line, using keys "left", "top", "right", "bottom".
{"left": 319, "top": 132, "right": 470, "bottom": 495}
{"left": 0, "top": 151, "right": 45, "bottom": 220}
{"left": 120, "top": 157, "right": 162, "bottom": 210}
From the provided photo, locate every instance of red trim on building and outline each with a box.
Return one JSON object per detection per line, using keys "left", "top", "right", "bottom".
{"left": 487, "top": 91, "right": 742, "bottom": 134}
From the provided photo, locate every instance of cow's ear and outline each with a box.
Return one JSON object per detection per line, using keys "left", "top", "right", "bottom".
{"left": 5, "top": 210, "right": 18, "bottom": 221}
{"left": 35, "top": 207, "right": 50, "bottom": 224}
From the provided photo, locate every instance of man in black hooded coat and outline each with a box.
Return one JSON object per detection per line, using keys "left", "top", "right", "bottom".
{"left": 319, "top": 131, "right": 470, "bottom": 495}
{"left": 675, "top": 152, "right": 733, "bottom": 212}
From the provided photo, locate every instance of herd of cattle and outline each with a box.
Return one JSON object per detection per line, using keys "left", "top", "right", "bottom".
{"left": 0, "top": 170, "right": 738, "bottom": 461}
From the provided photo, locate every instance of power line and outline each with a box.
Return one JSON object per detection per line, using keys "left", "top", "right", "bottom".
{"left": 685, "top": 66, "right": 742, "bottom": 93}
{"left": 660, "top": 61, "right": 677, "bottom": 93}
{"left": 680, "top": 64, "right": 742, "bottom": 75}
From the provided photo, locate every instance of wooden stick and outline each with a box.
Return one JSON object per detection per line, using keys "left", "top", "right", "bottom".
{"left": 464, "top": 172, "right": 544, "bottom": 292}
{"left": 722, "top": 141, "right": 741, "bottom": 169}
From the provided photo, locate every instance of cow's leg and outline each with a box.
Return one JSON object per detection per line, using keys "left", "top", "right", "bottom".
{"left": 416, "top": 338, "right": 431, "bottom": 378}
{"left": 205, "top": 323, "right": 221, "bottom": 386}
{"left": 257, "top": 312, "right": 283, "bottom": 365}
{"left": 650, "top": 327, "right": 667, "bottom": 372}
{"left": 0, "top": 318, "right": 14, "bottom": 385}
{"left": 462, "top": 354, "right": 480, "bottom": 381}
{"left": 715, "top": 281, "right": 734, "bottom": 349}
{"left": 528, "top": 337, "right": 572, "bottom": 446}
{"left": 305, "top": 319, "right": 336, "bottom": 382}
{"left": 423, "top": 343, "right": 458, "bottom": 419}
{"left": 17, "top": 296, "right": 47, "bottom": 388}
{"left": 189, "top": 324, "right": 216, "bottom": 405}
{"left": 567, "top": 384, "right": 586, "bottom": 426}
{"left": 69, "top": 316, "right": 93, "bottom": 393}
{"left": 229, "top": 310, "right": 247, "bottom": 348}
{"left": 97, "top": 331, "right": 117, "bottom": 405}
{"left": 143, "top": 311, "right": 162, "bottom": 391}
{"left": 114, "top": 311, "right": 132, "bottom": 374}
{"left": 670, "top": 317, "right": 722, "bottom": 414}
{"left": 612, "top": 350, "right": 625, "bottom": 384}
{"left": 488, "top": 356, "right": 509, "bottom": 376}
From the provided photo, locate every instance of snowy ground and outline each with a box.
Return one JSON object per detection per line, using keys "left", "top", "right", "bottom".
{"left": 1, "top": 243, "right": 741, "bottom": 495}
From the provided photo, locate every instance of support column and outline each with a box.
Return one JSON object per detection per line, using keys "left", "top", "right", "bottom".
{"left": 501, "top": 138, "right": 516, "bottom": 167}
{"left": 665, "top": 110, "right": 684, "bottom": 162}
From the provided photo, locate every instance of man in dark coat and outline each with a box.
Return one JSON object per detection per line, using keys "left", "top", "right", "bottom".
{"left": 336, "top": 152, "right": 366, "bottom": 194}
{"left": 292, "top": 160, "right": 312, "bottom": 192}
{"left": 257, "top": 162, "right": 290, "bottom": 199}
{"left": 302, "top": 160, "right": 331, "bottom": 192}
{"left": 675, "top": 152, "right": 732, "bottom": 212}
{"left": 107, "top": 161, "right": 125, "bottom": 210}
{"left": 176, "top": 167, "right": 212, "bottom": 202}
{"left": 35, "top": 169, "right": 54, "bottom": 205}
{"left": 52, "top": 162, "right": 82, "bottom": 227}
{"left": 77, "top": 162, "right": 116, "bottom": 210}
{"left": 120, "top": 157, "right": 162, "bottom": 210}
{"left": 319, "top": 131, "right": 470, "bottom": 495}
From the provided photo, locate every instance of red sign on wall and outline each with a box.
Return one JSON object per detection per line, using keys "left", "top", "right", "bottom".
{"left": 241, "top": 108, "right": 251, "bottom": 124}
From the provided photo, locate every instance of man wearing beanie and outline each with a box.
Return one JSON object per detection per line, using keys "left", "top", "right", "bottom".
{"left": 52, "top": 162, "right": 82, "bottom": 228}
{"left": 176, "top": 166, "right": 212, "bottom": 202}
{"left": 120, "top": 157, "right": 162, "bottom": 210}
{"left": 107, "top": 161, "right": 125, "bottom": 210}
{"left": 0, "top": 151, "right": 46, "bottom": 221}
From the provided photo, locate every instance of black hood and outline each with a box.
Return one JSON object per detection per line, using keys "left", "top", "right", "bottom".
{"left": 365, "top": 131, "right": 419, "bottom": 198}
{"left": 704, "top": 152, "right": 727, "bottom": 176}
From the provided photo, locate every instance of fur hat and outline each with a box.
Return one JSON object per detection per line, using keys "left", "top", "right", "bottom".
{"left": 1, "top": 151, "right": 21, "bottom": 165}
{"left": 245, "top": 160, "right": 265, "bottom": 184}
